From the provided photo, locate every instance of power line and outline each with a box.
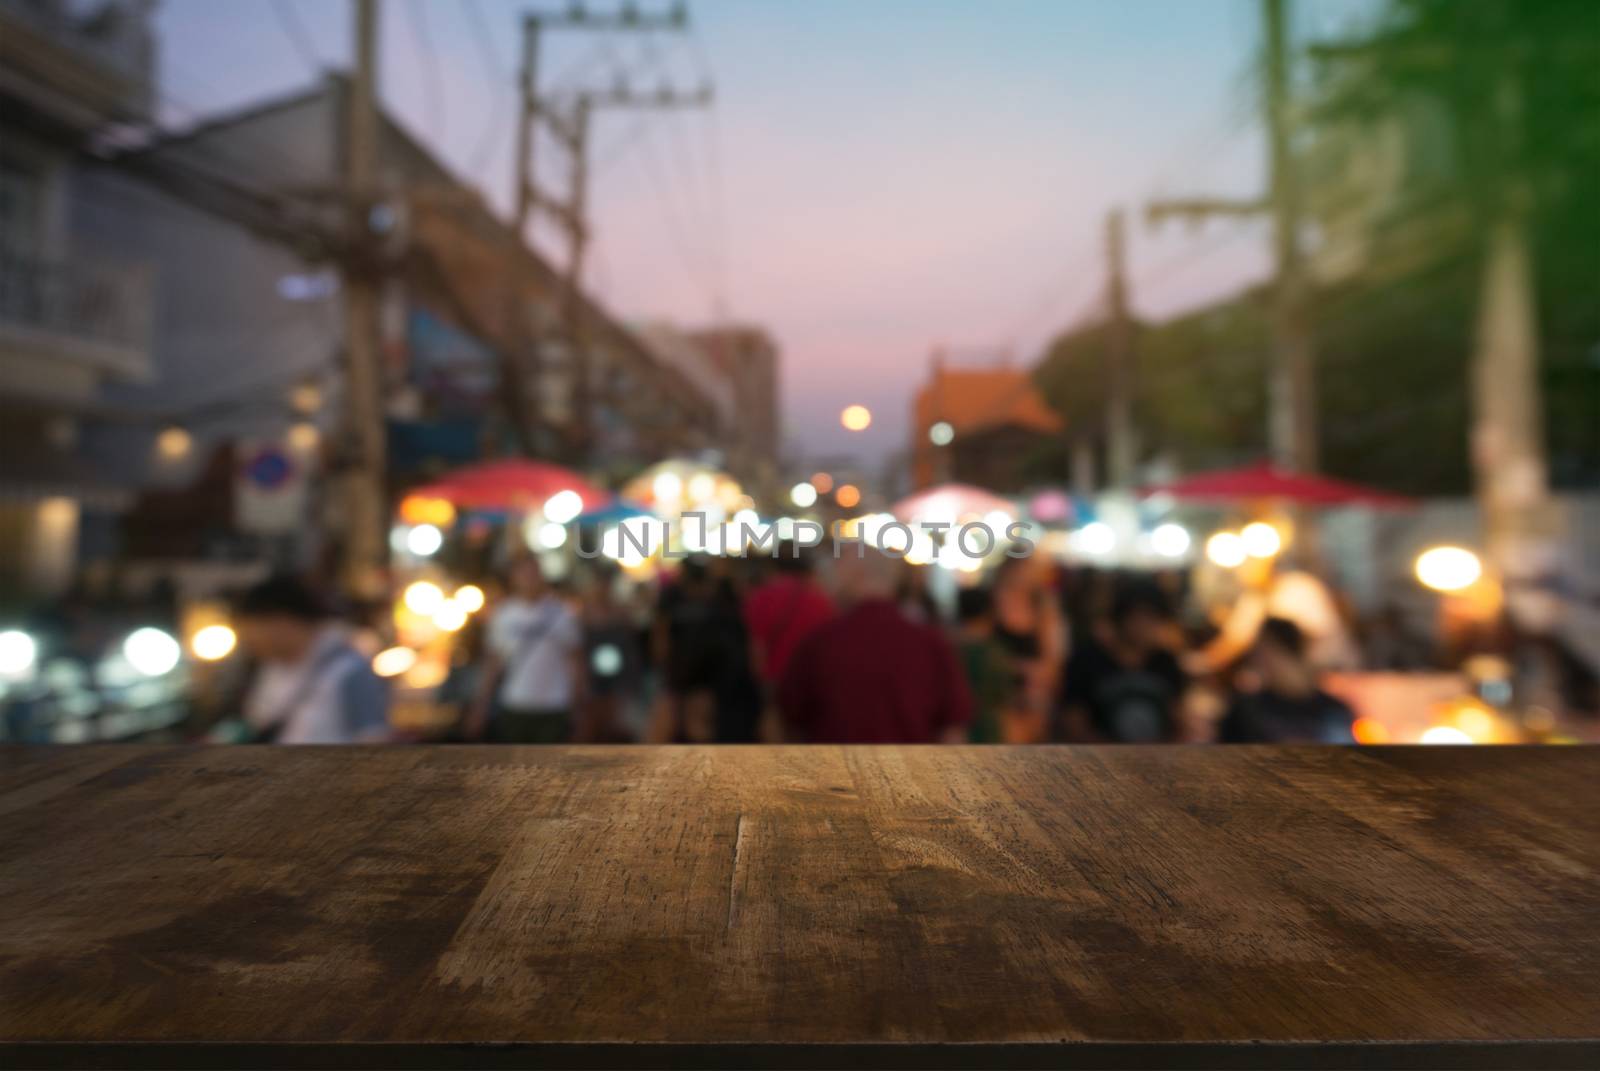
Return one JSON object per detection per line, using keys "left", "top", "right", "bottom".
{"left": 1130, "top": 217, "right": 1263, "bottom": 295}
{"left": 997, "top": 228, "right": 1103, "bottom": 359}
{"left": 597, "top": 31, "right": 718, "bottom": 250}
{"left": 270, "top": 0, "right": 324, "bottom": 76}
{"left": 591, "top": 111, "right": 655, "bottom": 173}
{"left": 670, "top": 25, "right": 730, "bottom": 313}
{"left": 463, "top": 0, "right": 514, "bottom": 176}
{"left": 547, "top": 37, "right": 622, "bottom": 98}
{"left": 403, "top": 0, "right": 447, "bottom": 144}
{"left": 563, "top": 29, "right": 721, "bottom": 317}
{"left": 628, "top": 123, "right": 721, "bottom": 312}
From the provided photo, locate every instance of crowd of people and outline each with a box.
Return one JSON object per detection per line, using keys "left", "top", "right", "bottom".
{"left": 224, "top": 540, "right": 1370, "bottom": 747}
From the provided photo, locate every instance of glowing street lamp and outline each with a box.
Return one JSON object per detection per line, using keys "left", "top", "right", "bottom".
{"left": 928, "top": 421, "right": 954, "bottom": 446}
{"left": 841, "top": 405, "right": 872, "bottom": 432}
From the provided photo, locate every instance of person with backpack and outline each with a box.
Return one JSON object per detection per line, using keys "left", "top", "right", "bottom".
{"left": 234, "top": 576, "right": 390, "bottom": 744}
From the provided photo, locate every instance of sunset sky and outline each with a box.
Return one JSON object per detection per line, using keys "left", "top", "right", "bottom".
{"left": 156, "top": 0, "right": 1377, "bottom": 465}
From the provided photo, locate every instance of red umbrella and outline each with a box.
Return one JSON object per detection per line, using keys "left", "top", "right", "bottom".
{"left": 408, "top": 459, "right": 609, "bottom": 512}
{"left": 1140, "top": 461, "right": 1414, "bottom": 509}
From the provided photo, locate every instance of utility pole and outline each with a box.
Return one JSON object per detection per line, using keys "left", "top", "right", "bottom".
{"left": 1104, "top": 208, "right": 1137, "bottom": 488}
{"left": 530, "top": 80, "right": 710, "bottom": 460}
{"left": 339, "top": 0, "right": 388, "bottom": 597}
{"left": 507, "top": 3, "right": 692, "bottom": 464}
{"left": 511, "top": 4, "right": 689, "bottom": 238}
{"left": 1148, "top": 0, "right": 1316, "bottom": 474}
{"left": 560, "top": 95, "right": 595, "bottom": 460}
{"left": 1262, "top": 0, "right": 1316, "bottom": 476}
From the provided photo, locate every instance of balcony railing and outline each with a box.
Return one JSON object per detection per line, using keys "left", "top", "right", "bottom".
{"left": 0, "top": 246, "right": 152, "bottom": 364}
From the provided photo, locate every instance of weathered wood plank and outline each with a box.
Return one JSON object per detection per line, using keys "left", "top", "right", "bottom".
{"left": 1, "top": 745, "right": 1596, "bottom": 1068}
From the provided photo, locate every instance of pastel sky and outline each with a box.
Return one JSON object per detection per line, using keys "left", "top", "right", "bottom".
{"left": 155, "top": 0, "right": 1378, "bottom": 467}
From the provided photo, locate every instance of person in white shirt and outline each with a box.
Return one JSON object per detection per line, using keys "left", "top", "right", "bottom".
{"left": 235, "top": 577, "right": 390, "bottom": 744}
{"left": 470, "top": 556, "right": 583, "bottom": 743}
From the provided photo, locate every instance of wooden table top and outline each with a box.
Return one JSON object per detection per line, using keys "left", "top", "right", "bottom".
{"left": 2, "top": 745, "right": 1597, "bottom": 1069}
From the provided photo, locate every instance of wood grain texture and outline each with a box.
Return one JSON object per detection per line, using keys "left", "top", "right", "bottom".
{"left": 1, "top": 745, "right": 1597, "bottom": 1069}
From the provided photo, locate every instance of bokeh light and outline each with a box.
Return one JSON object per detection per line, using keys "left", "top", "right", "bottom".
{"left": 155, "top": 426, "right": 191, "bottom": 460}
{"left": 1072, "top": 521, "right": 1116, "bottom": 556}
{"left": 0, "top": 630, "right": 38, "bottom": 679}
{"left": 406, "top": 524, "right": 443, "bottom": 557}
{"left": 286, "top": 421, "right": 319, "bottom": 454}
{"left": 840, "top": 404, "right": 872, "bottom": 431}
{"left": 1240, "top": 521, "right": 1282, "bottom": 558}
{"left": 123, "top": 628, "right": 181, "bottom": 677}
{"left": 543, "top": 489, "right": 585, "bottom": 524}
{"left": 1205, "top": 531, "right": 1247, "bottom": 568}
{"left": 1415, "top": 546, "right": 1482, "bottom": 592}
{"left": 1150, "top": 523, "right": 1191, "bottom": 558}
{"left": 190, "top": 624, "right": 237, "bottom": 662}
{"left": 433, "top": 601, "right": 468, "bottom": 632}
{"left": 372, "top": 646, "right": 418, "bottom": 678}
{"left": 403, "top": 581, "right": 445, "bottom": 616}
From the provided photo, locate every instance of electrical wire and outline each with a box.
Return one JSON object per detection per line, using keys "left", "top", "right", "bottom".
{"left": 627, "top": 125, "right": 722, "bottom": 314}
{"left": 999, "top": 0, "right": 1266, "bottom": 362}
{"left": 684, "top": 24, "right": 730, "bottom": 316}
{"left": 1130, "top": 217, "right": 1263, "bottom": 294}
{"left": 403, "top": 0, "right": 448, "bottom": 146}
{"left": 462, "top": 0, "right": 514, "bottom": 177}
{"left": 270, "top": 0, "right": 324, "bottom": 76}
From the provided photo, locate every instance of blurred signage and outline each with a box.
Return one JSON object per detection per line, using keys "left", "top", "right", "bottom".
{"left": 388, "top": 419, "right": 481, "bottom": 473}
{"left": 406, "top": 307, "right": 497, "bottom": 416}
{"left": 235, "top": 439, "right": 306, "bottom": 534}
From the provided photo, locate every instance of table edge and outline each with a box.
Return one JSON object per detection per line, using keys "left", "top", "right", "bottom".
{"left": 5, "top": 1039, "right": 1599, "bottom": 1071}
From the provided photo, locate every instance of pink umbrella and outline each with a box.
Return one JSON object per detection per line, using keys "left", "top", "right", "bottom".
{"left": 892, "top": 483, "right": 1017, "bottom": 524}
{"left": 1140, "top": 461, "right": 1414, "bottom": 509}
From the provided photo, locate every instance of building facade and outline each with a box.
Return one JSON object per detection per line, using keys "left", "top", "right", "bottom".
{"left": 5, "top": 62, "right": 725, "bottom": 599}
{"left": 911, "top": 353, "right": 1064, "bottom": 493}
{"left": 0, "top": 0, "right": 160, "bottom": 599}
{"left": 687, "top": 325, "right": 781, "bottom": 486}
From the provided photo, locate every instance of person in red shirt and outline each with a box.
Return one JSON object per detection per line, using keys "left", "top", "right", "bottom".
{"left": 779, "top": 548, "right": 972, "bottom": 743}
{"left": 744, "top": 543, "right": 836, "bottom": 686}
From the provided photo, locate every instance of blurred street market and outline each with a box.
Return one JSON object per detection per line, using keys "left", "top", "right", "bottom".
{"left": 1, "top": 0, "right": 1597, "bottom": 752}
